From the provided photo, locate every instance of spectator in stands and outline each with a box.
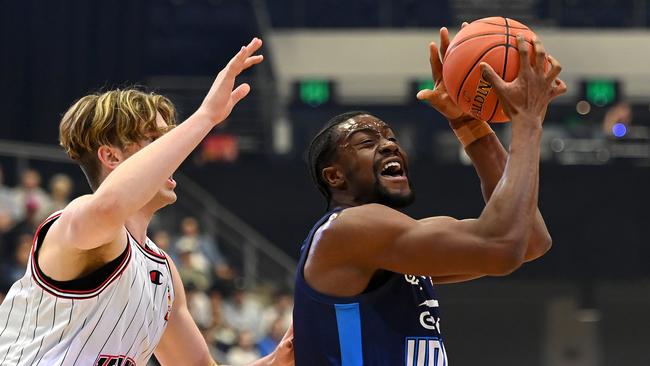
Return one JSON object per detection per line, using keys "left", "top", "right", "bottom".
{"left": 204, "top": 286, "right": 238, "bottom": 360}
{"left": 258, "top": 317, "right": 287, "bottom": 357}
{"left": 226, "top": 330, "right": 261, "bottom": 365}
{"left": 222, "top": 288, "right": 263, "bottom": 338}
{"left": 151, "top": 229, "right": 178, "bottom": 263}
{"left": 260, "top": 290, "right": 293, "bottom": 335}
{"left": 185, "top": 282, "right": 214, "bottom": 330}
{"left": 0, "top": 165, "right": 21, "bottom": 254}
{"left": 11, "top": 169, "right": 51, "bottom": 223}
{"left": 42, "top": 173, "right": 74, "bottom": 216}
{"left": 174, "top": 216, "right": 235, "bottom": 284}
{"left": 5, "top": 185, "right": 44, "bottom": 258}
{"left": 7, "top": 233, "right": 32, "bottom": 283}
{"left": 176, "top": 239, "right": 213, "bottom": 291}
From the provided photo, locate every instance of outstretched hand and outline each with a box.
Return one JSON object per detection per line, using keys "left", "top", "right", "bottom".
{"left": 417, "top": 23, "right": 477, "bottom": 127}
{"left": 480, "top": 35, "right": 566, "bottom": 126}
{"left": 198, "top": 37, "right": 264, "bottom": 125}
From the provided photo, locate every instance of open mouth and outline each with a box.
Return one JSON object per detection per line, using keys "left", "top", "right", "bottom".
{"left": 380, "top": 161, "right": 405, "bottom": 179}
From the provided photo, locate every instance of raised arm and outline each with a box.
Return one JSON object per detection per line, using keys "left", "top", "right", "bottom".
{"left": 417, "top": 27, "right": 566, "bottom": 263}
{"left": 52, "top": 38, "right": 264, "bottom": 251}
{"left": 309, "top": 36, "right": 564, "bottom": 294}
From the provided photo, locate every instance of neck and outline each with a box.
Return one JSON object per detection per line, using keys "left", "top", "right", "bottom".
{"left": 329, "top": 195, "right": 360, "bottom": 210}
{"left": 125, "top": 209, "right": 154, "bottom": 243}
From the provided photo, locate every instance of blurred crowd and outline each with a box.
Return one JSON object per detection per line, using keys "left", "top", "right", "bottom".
{"left": 0, "top": 165, "right": 293, "bottom": 365}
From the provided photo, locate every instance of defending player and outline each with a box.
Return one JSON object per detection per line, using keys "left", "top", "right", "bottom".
{"left": 293, "top": 32, "right": 566, "bottom": 365}
{"left": 0, "top": 38, "right": 293, "bottom": 366}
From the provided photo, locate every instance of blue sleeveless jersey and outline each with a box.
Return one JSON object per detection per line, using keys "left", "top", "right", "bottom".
{"left": 294, "top": 209, "right": 448, "bottom": 366}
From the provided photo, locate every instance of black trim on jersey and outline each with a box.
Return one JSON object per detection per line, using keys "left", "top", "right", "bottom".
{"left": 30, "top": 213, "right": 132, "bottom": 299}
{"left": 125, "top": 228, "right": 168, "bottom": 264}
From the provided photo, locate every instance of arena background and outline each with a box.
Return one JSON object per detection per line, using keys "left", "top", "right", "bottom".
{"left": 1, "top": 1, "right": 649, "bottom": 365}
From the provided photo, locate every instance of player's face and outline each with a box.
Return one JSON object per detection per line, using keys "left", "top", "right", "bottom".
{"left": 122, "top": 113, "right": 177, "bottom": 209}
{"left": 334, "top": 115, "right": 414, "bottom": 208}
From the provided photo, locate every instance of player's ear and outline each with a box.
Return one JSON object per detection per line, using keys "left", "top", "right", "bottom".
{"left": 97, "top": 145, "right": 124, "bottom": 171}
{"left": 322, "top": 166, "right": 345, "bottom": 190}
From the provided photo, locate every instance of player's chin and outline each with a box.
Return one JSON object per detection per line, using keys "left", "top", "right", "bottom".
{"left": 159, "top": 189, "right": 177, "bottom": 205}
{"left": 376, "top": 178, "right": 414, "bottom": 208}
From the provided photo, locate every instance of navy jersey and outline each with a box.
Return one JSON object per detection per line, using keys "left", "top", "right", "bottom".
{"left": 294, "top": 209, "right": 448, "bottom": 366}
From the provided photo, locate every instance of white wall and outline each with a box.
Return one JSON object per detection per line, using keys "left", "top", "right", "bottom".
{"left": 269, "top": 29, "right": 650, "bottom": 103}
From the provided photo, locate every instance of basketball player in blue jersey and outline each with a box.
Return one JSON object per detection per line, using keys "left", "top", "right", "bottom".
{"left": 0, "top": 38, "right": 293, "bottom": 365}
{"left": 294, "top": 31, "right": 567, "bottom": 365}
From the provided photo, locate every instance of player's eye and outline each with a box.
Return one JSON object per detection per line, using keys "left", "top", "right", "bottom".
{"left": 356, "top": 139, "right": 376, "bottom": 148}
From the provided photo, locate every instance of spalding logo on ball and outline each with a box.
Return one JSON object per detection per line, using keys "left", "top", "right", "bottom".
{"left": 443, "top": 17, "right": 548, "bottom": 123}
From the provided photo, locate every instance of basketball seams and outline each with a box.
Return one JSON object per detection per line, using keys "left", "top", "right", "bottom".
{"left": 475, "top": 19, "right": 530, "bottom": 30}
{"left": 446, "top": 17, "right": 537, "bottom": 122}
{"left": 446, "top": 33, "right": 533, "bottom": 58}
{"left": 455, "top": 44, "right": 507, "bottom": 103}
{"left": 486, "top": 17, "right": 511, "bottom": 123}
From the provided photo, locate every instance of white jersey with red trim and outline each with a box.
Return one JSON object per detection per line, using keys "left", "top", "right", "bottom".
{"left": 0, "top": 212, "right": 175, "bottom": 366}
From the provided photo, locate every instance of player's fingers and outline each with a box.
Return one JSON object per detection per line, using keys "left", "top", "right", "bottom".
{"left": 416, "top": 89, "right": 435, "bottom": 101}
{"left": 429, "top": 42, "right": 443, "bottom": 84}
{"left": 461, "top": 21, "right": 469, "bottom": 28}
{"left": 440, "top": 27, "right": 450, "bottom": 58}
{"left": 243, "top": 37, "right": 263, "bottom": 58}
{"left": 242, "top": 55, "right": 264, "bottom": 71}
{"left": 532, "top": 37, "right": 547, "bottom": 72}
{"left": 516, "top": 34, "right": 532, "bottom": 76}
{"left": 226, "top": 38, "right": 263, "bottom": 74}
{"left": 550, "top": 78, "right": 567, "bottom": 99}
{"left": 229, "top": 83, "right": 251, "bottom": 107}
{"left": 480, "top": 62, "right": 507, "bottom": 92}
{"left": 545, "top": 54, "right": 562, "bottom": 83}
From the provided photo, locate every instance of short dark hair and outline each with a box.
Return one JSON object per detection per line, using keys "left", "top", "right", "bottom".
{"left": 306, "top": 110, "right": 370, "bottom": 207}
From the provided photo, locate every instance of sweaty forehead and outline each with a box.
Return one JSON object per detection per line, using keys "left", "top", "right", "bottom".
{"left": 335, "top": 114, "right": 391, "bottom": 137}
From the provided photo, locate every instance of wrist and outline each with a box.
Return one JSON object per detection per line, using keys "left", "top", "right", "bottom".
{"left": 447, "top": 115, "right": 480, "bottom": 130}
{"left": 451, "top": 119, "right": 495, "bottom": 148}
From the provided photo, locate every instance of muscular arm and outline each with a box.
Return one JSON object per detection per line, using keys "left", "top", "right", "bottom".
{"left": 308, "top": 122, "right": 543, "bottom": 294}
{"left": 464, "top": 131, "right": 551, "bottom": 262}
{"left": 426, "top": 132, "right": 551, "bottom": 285}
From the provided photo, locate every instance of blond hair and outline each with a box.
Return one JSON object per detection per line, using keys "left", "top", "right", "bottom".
{"left": 59, "top": 88, "right": 177, "bottom": 190}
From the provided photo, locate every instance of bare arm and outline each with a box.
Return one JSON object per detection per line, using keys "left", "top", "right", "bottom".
{"left": 462, "top": 132, "right": 552, "bottom": 262}
{"left": 414, "top": 27, "right": 562, "bottom": 282}
{"left": 51, "top": 39, "right": 264, "bottom": 251}
{"left": 155, "top": 259, "right": 215, "bottom": 366}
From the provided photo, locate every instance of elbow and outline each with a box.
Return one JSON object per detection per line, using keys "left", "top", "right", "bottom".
{"left": 525, "top": 233, "right": 553, "bottom": 262}
{"left": 537, "top": 233, "right": 553, "bottom": 257}
{"left": 484, "top": 238, "right": 527, "bottom": 276}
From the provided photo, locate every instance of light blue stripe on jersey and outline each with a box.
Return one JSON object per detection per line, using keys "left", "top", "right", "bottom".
{"left": 334, "top": 303, "right": 363, "bottom": 366}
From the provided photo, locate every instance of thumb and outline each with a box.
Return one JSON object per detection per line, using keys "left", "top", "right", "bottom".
{"left": 416, "top": 89, "right": 435, "bottom": 101}
{"left": 479, "top": 62, "right": 506, "bottom": 92}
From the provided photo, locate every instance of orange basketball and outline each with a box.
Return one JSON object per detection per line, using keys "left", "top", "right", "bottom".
{"left": 442, "top": 17, "right": 540, "bottom": 123}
